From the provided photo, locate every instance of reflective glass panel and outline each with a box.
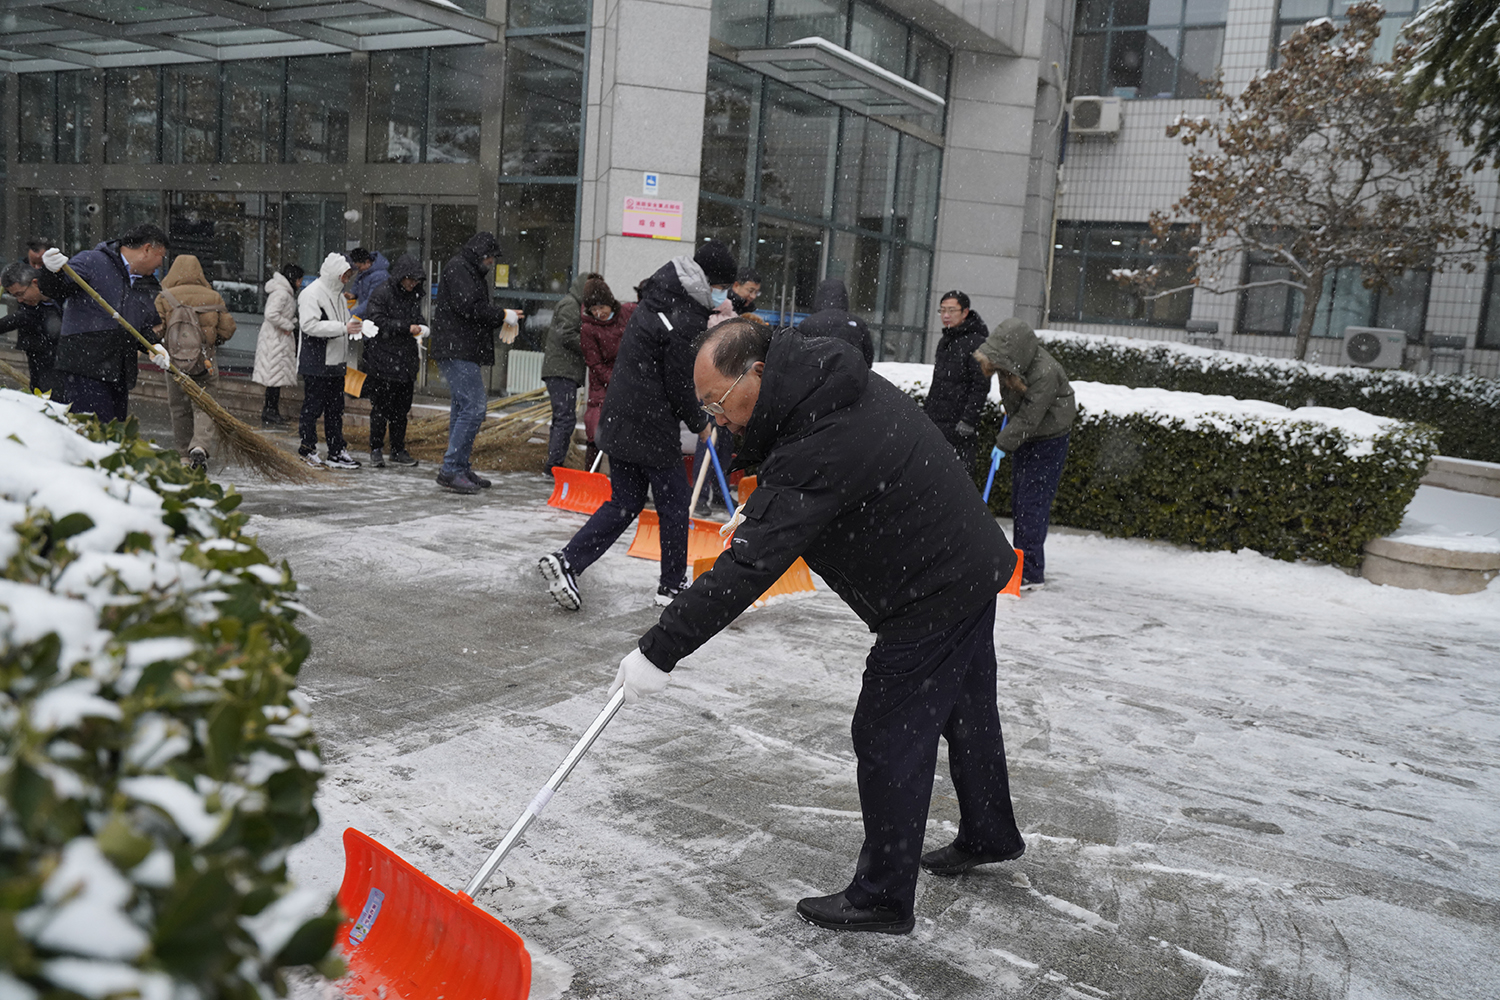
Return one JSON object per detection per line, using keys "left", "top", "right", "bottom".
{"left": 1374, "top": 270, "right": 1429, "bottom": 341}
{"left": 712, "top": 0, "right": 769, "bottom": 47}
{"left": 702, "top": 60, "right": 759, "bottom": 200}
{"left": 884, "top": 244, "right": 930, "bottom": 335}
{"left": 104, "top": 190, "right": 163, "bottom": 239}
{"left": 753, "top": 215, "right": 824, "bottom": 320}
{"left": 282, "top": 193, "right": 347, "bottom": 276}
{"left": 1140, "top": 28, "right": 1179, "bottom": 98}
{"left": 373, "top": 202, "right": 426, "bottom": 264}
{"left": 287, "top": 55, "right": 349, "bottom": 163}
{"left": 826, "top": 228, "right": 885, "bottom": 319}
{"left": 224, "top": 59, "right": 283, "bottom": 164}
{"left": 1179, "top": 27, "right": 1222, "bottom": 97}
{"left": 508, "top": 0, "right": 589, "bottom": 27}
{"left": 57, "top": 71, "right": 91, "bottom": 164}
{"left": 906, "top": 31, "right": 948, "bottom": 131}
{"left": 1069, "top": 34, "right": 1106, "bottom": 97}
{"left": 770, "top": 0, "right": 847, "bottom": 46}
{"left": 18, "top": 74, "right": 54, "bottom": 163}
{"left": 497, "top": 183, "right": 578, "bottom": 293}
{"left": 168, "top": 192, "right": 278, "bottom": 313}
{"left": 833, "top": 112, "right": 896, "bottom": 233}
{"left": 849, "top": 3, "right": 908, "bottom": 76}
{"left": 432, "top": 203, "right": 479, "bottom": 269}
{"left": 162, "top": 63, "right": 219, "bottom": 164}
{"left": 368, "top": 50, "right": 427, "bottom": 164}
{"left": 502, "top": 34, "right": 586, "bottom": 177}
{"left": 428, "top": 46, "right": 485, "bottom": 164}
{"left": 760, "top": 81, "right": 837, "bottom": 219}
{"left": 891, "top": 134, "right": 940, "bottom": 245}
{"left": 23, "top": 194, "right": 93, "bottom": 256}
{"left": 698, "top": 199, "right": 751, "bottom": 264}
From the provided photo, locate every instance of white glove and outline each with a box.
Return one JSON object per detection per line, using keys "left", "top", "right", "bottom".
{"left": 417, "top": 324, "right": 430, "bottom": 340}
{"left": 360, "top": 320, "right": 379, "bottom": 340}
{"left": 499, "top": 309, "right": 520, "bottom": 345}
{"left": 608, "top": 648, "right": 671, "bottom": 704}
{"left": 148, "top": 344, "right": 172, "bottom": 370}
{"left": 43, "top": 248, "right": 68, "bottom": 273}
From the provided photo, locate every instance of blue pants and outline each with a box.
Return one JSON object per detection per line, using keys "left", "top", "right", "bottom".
{"left": 60, "top": 373, "right": 129, "bottom": 422}
{"left": 692, "top": 430, "right": 735, "bottom": 512}
{"left": 562, "top": 455, "right": 690, "bottom": 590}
{"left": 438, "top": 359, "right": 487, "bottom": 476}
{"left": 846, "top": 597, "right": 1021, "bottom": 919}
{"left": 544, "top": 376, "right": 579, "bottom": 469}
{"left": 1011, "top": 432, "right": 1069, "bottom": 585}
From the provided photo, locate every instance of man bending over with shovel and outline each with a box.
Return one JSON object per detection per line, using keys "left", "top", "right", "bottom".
{"left": 609, "top": 318, "right": 1025, "bottom": 935}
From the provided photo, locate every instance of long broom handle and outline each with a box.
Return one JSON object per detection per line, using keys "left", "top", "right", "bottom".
{"left": 58, "top": 262, "right": 164, "bottom": 362}
{"left": 688, "top": 427, "right": 715, "bottom": 511}
{"left": 462, "top": 688, "right": 626, "bottom": 898}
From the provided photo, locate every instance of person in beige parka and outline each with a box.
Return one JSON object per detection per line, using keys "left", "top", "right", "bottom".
{"left": 155, "top": 254, "right": 236, "bottom": 467}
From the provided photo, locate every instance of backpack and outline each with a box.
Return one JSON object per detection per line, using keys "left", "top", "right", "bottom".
{"left": 159, "top": 288, "right": 222, "bottom": 372}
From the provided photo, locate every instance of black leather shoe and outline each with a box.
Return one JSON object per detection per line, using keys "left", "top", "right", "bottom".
{"left": 919, "top": 841, "right": 1026, "bottom": 877}
{"left": 795, "top": 892, "right": 914, "bottom": 935}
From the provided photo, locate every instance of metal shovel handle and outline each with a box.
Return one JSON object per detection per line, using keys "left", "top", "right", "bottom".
{"left": 462, "top": 688, "right": 626, "bottom": 898}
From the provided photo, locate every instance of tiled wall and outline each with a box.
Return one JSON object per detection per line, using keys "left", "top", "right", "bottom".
{"left": 1053, "top": 0, "right": 1500, "bottom": 377}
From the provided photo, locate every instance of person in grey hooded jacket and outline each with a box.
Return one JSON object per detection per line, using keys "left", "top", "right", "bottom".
{"left": 973, "top": 317, "right": 1076, "bottom": 589}
{"left": 541, "top": 270, "right": 600, "bottom": 470}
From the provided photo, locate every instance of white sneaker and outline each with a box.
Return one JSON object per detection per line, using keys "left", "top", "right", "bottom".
{"left": 539, "top": 552, "right": 581, "bottom": 611}
{"left": 1018, "top": 581, "right": 1047, "bottom": 592}
{"left": 301, "top": 450, "right": 327, "bottom": 469}
{"left": 654, "top": 584, "right": 684, "bottom": 607}
{"left": 326, "top": 448, "right": 361, "bottom": 470}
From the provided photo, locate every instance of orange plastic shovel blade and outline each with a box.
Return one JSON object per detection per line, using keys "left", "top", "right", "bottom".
{"left": 626, "top": 510, "right": 730, "bottom": 562}
{"left": 1000, "top": 548, "right": 1024, "bottom": 597}
{"left": 548, "top": 467, "right": 612, "bottom": 514}
{"left": 336, "top": 828, "right": 531, "bottom": 1000}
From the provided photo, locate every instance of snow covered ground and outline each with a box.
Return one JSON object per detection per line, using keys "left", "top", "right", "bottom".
{"left": 227, "top": 465, "right": 1500, "bottom": 1000}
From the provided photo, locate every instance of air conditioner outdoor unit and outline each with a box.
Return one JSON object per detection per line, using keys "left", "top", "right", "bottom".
{"left": 1341, "top": 326, "right": 1407, "bottom": 369}
{"left": 1069, "top": 96, "right": 1121, "bottom": 135}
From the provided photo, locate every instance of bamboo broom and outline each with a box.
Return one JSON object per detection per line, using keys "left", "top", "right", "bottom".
{"left": 403, "top": 385, "right": 548, "bottom": 445}
{"left": 0, "top": 357, "right": 28, "bottom": 389}
{"left": 59, "top": 262, "right": 316, "bottom": 484}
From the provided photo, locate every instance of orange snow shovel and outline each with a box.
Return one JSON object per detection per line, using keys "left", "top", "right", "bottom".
{"left": 626, "top": 509, "right": 730, "bottom": 562}
{"left": 336, "top": 689, "right": 626, "bottom": 1000}
{"left": 548, "top": 452, "right": 611, "bottom": 514}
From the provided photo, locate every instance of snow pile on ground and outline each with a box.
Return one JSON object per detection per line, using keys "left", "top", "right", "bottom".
{"left": 1, "top": 388, "right": 337, "bottom": 999}
{"left": 1389, "top": 483, "right": 1500, "bottom": 552}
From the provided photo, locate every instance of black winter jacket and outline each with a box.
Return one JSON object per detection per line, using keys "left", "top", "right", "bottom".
{"left": 923, "top": 309, "right": 989, "bottom": 432}
{"left": 363, "top": 254, "right": 425, "bottom": 382}
{"left": 796, "top": 278, "right": 873, "bottom": 365}
{"left": 41, "top": 241, "right": 163, "bottom": 388}
{"left": 431, "top": 233, "right": 508, "bottom": 366}
{"left": 0, "top": 299, "right": 62, "bottom": 389}
{"left": 640, "top": 331, "right": 1017, "bottom": 670}
{"left": 595, "top": 257, "right": 712, "bottom": 468}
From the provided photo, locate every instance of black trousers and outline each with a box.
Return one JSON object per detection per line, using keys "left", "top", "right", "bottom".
{"left": 59, "top": 372, "right": 129, "bottom": 422}
{"left": 845, "top": 597, "right": 1021, "bottom": 919}
{"left": 299, "top": 371, "right": 346, "bottom": 454}
{"left": 367, "top": 374, "right": 414, "bottom": 452}
{"left": 560, "top": 455, "right": 690, "bottom": 590}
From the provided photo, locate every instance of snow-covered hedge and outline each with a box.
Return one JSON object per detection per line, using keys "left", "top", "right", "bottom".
{"left": 1037, "top": 329, "right": 1500, "bottom": 463}
{"left": 875, "top": 365, "right": 1439, "bottom": 567}
{"left": 0, "top": 391, "right": 339, "bottom": 1000}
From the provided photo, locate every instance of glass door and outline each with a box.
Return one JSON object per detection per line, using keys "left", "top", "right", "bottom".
{"left": 753, "top": 216, "right": 825, "bottom": 326}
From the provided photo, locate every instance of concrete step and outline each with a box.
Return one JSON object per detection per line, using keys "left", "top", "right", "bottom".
{"left": 1422, "top": 455, "right": 1500, "bottom": 499}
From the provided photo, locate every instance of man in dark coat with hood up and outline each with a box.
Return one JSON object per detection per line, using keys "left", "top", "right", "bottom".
{"left": 363, "top": 253, "right": 427, "bottom": 468}
{"left": 922, "top": 290, "right": 990, "bottom": 474}
{"left": 606, "top": 318, "right": 1025, "bottom": 936}
{"left": 539, "top": 239, "right": 738, "bottom": 610}
{"left": 430, "top": 231, "right": 518, "bottom": 494}
{"left": 796, "top": 278, "right": 873, "bottom": 365}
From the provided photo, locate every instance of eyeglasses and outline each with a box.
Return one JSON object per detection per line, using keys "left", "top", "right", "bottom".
{"left": 938, "top": 306, "right": 964, "bottom": 315}
{"left": 702, "top": 363, "right": 756, "bottom": 417}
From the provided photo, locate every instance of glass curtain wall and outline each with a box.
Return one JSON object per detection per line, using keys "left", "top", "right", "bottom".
{"left": 698, "top": 53, "right": 943, "bottom": 360}
{"left": 18, "top": 70, "right": 91, "bottom": 164}
{"left": 1048, "top": 221, "right": 1196, "bottom": 326}
{"left": 1239, "top": 258, "right": 1431, "bottom": 341}
{"left": 497, "top": 7, "right": 589, "bottom": 350}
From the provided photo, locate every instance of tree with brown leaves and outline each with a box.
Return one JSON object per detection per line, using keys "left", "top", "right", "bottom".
{"left": 1120, "top": 2, "right": 1484, "bottom": 360}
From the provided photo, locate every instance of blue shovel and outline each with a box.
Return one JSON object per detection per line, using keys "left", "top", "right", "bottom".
{"left": 982, "top": 415, "right": 1009, "bottom": 503}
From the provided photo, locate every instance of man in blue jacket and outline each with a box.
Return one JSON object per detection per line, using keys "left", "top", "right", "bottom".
{"left": 347, "top": 247, "right": 389, "bottom": 318}
{"left": 39, "top": 224, "right": 170, "bottom": 421}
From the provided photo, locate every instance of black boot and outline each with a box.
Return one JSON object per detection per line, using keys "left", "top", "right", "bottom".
{"left": 919, "top": 840, "right": 1026, "bottom": 877}
{"left": 795, "top": 892, "right": 913, "bottom": 935}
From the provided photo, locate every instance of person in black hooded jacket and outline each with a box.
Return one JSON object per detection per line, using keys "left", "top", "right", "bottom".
{"left": 606, "top": 319, "right": 1025, "bottom": 936}
{"left": 430, "top": 232, "right": 518, "bottom": 493}
{"left": 539, "top": 239, "right": 738, "bottom": 610}
{"left": 363, "top": 253, "right": 426, "bottom": 468}
{"left": 796, "top": 278, "right": 873, "bottom": 365}
{"left": 922, "top": 290, "right": 990, "bottom": 474}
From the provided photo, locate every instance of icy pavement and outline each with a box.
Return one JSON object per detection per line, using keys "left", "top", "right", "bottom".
{"left": 229, "top": 464, "right": 1500, "bottom": 1000}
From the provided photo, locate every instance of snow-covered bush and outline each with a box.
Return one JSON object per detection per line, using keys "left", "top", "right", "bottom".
{"left": 1037, "top": 329, "right": 1500, "bottom": 463}
{"left": 876, "top": 366, "right": 1439, "bottom": 568}
{"left": 0, "top": 390, "right": 339, "bottom": 1000}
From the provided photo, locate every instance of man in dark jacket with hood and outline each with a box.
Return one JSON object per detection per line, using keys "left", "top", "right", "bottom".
{"left": 1, "top": 262, "right": 63, "bottom": 394}
{"left": 974, "top": 318, "right": 1076, "bottom": 590}
{"left": 363, "top": 253, "right": 427, "bottom": 468}
{"left": 431, "top": 231, "right": 518, "bottom": 494}
{"left": 606, "top": 319, "right": 1025, "bottom": 936}
{"left": 540, "top": 270, "right": 600, "bottom": 470}
{"left": 922, "top": 290, "right": 990, "bottom": 473}
{"left": 796, "top": 278, "right": 873, "bottom": 365}
{"left": 539, "top": 239, "right": 738, "bottom": 609}
{"left": 39, "top": 224, "right": 170, "bottom": 421}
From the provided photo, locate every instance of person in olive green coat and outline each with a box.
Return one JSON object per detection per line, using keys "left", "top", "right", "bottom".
{"left": 541, "top": 271, "right": 600, "bottom": 470}
{"left": 973, "top": 317, "right": 1076, "bottom": 590}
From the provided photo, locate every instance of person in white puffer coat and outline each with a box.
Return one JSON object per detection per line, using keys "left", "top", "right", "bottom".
{"left": 296, "top": 252, "right": 362, "bottom": 470}
{"left": 253, "top": 262, "right": 302, "bottom": 426}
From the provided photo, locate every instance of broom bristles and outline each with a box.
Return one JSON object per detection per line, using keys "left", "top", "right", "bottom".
{"left": 170, "top": 369, "right": 318, "bottom": 484}
{"left": 0, "top": 358, "right": 28, "bottom": 389}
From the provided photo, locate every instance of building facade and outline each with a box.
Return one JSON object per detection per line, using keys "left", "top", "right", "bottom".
{"left": 3, "top": 0, "right": 1496, "bottom": 375}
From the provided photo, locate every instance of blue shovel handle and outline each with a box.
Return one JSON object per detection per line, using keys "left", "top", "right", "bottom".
{"left": 705, "top": 432, "right": 734, "bottom": 512}
{"left": 982, "top": 415, "right": 1009, "bottom": 503}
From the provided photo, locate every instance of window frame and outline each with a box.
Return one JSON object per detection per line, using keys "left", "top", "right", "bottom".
{"left": 1047, "top": 220, "right": 1199, "bottom": 327}
{"left": 1069, "top": 0, "right": 1227, "bottom": 100}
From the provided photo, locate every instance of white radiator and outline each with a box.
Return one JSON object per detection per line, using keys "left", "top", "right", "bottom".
{"left": 506, "top": 349, "right": 544, "bottom": 394}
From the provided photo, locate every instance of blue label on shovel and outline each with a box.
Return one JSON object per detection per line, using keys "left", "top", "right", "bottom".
{"left": 349, "top": 887, "right": 385, "bottom": 946}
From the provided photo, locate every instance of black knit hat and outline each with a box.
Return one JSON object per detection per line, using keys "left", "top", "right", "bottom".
{"left": 694, "top": 239, "right": 737, "bottom": 286}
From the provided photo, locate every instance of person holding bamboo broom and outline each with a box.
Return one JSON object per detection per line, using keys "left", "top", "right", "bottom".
{"left": 38, "top": 224, "right": 171, "bottom": 421}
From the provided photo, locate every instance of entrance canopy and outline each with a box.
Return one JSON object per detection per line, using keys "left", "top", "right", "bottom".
{"left": 736, "top": 36, "right": 945, "bottom": 122}
{"left": 0, "top": 0, "right": 500, "bottom": 73}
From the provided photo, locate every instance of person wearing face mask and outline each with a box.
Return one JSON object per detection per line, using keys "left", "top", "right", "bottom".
{"left": 539, "top": 239, "right": 738, "bottom": 612}
{"left": 578, "top": 275, "right": 635, "bottom": 471}
{"left": 708, "top": 267, "right": 763, "bottom": 330}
